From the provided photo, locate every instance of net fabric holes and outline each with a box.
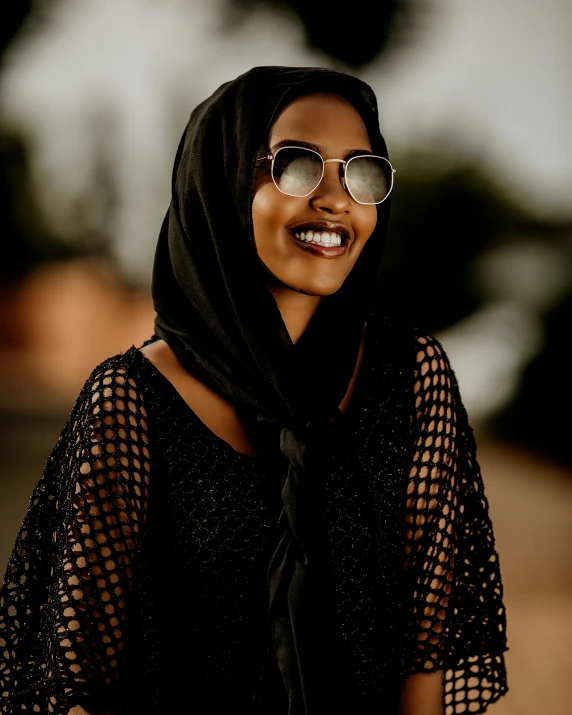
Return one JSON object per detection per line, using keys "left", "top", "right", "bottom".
{"left": 0, "top": 356, "right": 150, "bottom": 714}
{"left": 57, "top": 368, "right": 149, "bottom": 687}
{"left": 406, "top": 335, "right": 458, "bottom": 672}
{"left": 404, "top": 335, "right": 507, "bottom": 713}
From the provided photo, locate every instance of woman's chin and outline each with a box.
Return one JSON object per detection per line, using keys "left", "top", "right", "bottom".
{"left": 260, "top": 267, "right": 342, "bottom": 297}
{"left": 286, "top": 278, "right": 343, "bottom": 297}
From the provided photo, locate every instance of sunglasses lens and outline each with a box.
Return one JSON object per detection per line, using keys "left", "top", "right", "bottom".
{"left": 272, "top": 147, "right": 323, "bottom": 197}
{"left": 346, "top": 156, "right": 392, "bottom": 204}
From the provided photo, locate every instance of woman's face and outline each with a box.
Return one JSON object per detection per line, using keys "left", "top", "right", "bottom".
{"left": 252, "top": 92, "right": 378, "bottom": 297}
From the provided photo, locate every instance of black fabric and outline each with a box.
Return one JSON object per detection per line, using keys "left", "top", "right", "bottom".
{"left": 0, "top": 323, "right": 509, "bottom": 715}
{"left": 151, "top": 66, "right": 391, "bottom": 711}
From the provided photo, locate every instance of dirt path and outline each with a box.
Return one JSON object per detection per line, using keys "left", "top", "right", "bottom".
{"left": 476, "top": 437, "right": 572, "bottom": 715}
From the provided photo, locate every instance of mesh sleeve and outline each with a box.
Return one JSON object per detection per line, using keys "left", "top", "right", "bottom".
{"left": 403, "top": 334, "right": 508, "bottom": 714}
{"left": 0, "top": 360, "right": 150, "bottom": 715}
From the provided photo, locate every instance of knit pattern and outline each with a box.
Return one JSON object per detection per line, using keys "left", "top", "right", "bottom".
{"left": 0, "top": 319, "right": 507, "bottom": 714}
{"left": 404, "top": 335, "right": 507, "bottom": 714}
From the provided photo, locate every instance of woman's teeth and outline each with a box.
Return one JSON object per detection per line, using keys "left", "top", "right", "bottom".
{"left": 293, "top": 230, "right": 343, "bottom": 247}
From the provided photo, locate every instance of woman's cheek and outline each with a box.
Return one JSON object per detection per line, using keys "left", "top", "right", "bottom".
{"left": 358, "top": 206, "right": 378, "bottom": 244}
{"left": 252, "top": 188, "right": 279, "bottom": 241}
{"left": 252, "top": 189, "right": 298, "bottom": 252}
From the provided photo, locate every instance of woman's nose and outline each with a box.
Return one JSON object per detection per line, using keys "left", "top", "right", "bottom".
{"left": 309, "top": 162, "right": 351, "bottom": 214}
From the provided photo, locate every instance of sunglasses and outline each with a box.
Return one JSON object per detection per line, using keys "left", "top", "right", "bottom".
{"left": 262, "top": 145, "right": 395, "bottom": 205}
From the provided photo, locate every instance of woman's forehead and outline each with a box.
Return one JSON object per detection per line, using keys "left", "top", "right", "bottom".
{"left": 268, "top": 92, "right": 372, "bottom": 152}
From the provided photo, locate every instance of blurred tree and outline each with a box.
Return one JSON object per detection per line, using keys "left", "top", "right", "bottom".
{"left": 0, "top": 1, "right": 83, "bottom": 285}
{"left": 227, "top": 0, "right": 421, "bottom": 68}
{"left": 374, "top": 153, "right": 533, "bottom": 333}
{"left": 495, "top": 287, "right": 572, "bottom": 468}
{"left": 0, "top": 131, "right": 77, "bottom": 285}
{"left": 0, "top": 2, "right": 32, "bottom": 63}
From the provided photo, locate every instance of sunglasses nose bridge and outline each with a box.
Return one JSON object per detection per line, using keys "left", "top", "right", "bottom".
{"left": 322, "top": 158, "right": 345, "bottom": 181}
{"left": 310, "top": 159, "right": 352, "bottom": 210}
{"left": 320, "top": 158, "right": 350, "bottom": 197}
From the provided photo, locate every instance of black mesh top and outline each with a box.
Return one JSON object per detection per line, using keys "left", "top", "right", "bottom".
{"left": 0, "top": 318, "right": 508, "bottom": 715}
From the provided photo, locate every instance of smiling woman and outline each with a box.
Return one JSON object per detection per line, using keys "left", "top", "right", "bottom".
{"left": 0, "top": 67, "right": 507, "bottom": 715}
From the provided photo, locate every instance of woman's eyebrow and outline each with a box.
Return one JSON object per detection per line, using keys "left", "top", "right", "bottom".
{"left": 269, "top": 139, "right": 372, "bottom": 157}
{"left": 270, "top": 139, "right": 321, "bottom": 153}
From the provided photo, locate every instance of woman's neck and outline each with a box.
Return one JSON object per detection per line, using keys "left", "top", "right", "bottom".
{"left": 267, "top": 284, "right": 322, "bottom": 345}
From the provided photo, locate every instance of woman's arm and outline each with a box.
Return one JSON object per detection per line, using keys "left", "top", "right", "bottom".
{"left": 0, "top": 357, "right": 150, "bottom": 714}
{"left": 398, "top": 672, "right": 444, "bottom": 715}
{"left": 399, "top": 333, "right": 508, "bottom": 714}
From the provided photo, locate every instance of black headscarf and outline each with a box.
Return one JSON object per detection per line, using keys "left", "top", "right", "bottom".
{"left": 152, "top": 66, "right": 392, "bottom": 712}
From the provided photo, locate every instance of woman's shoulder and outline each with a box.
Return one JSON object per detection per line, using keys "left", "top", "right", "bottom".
{"left": 79, "top": 339, "right": 157, "bottom": 395}
{"left": 370, "top": 320, "right": 466, "bottom": 424}
{"left": 362, "top": 317, "right": 460, "bottom": 414}
{"left": 63, "top": 341, "right": 160, "bottom": 439}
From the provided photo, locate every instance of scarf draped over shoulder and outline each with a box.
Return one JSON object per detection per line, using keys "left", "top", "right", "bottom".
{"left": 151, "top": 66, "right": 392, "bottom": 711}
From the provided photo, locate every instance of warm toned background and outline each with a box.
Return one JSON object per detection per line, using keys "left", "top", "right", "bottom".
{"left": 1, "top": 1, "right": 571, "bottom": 713}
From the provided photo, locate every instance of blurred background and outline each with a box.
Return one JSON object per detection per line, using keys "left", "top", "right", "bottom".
{"left": 0, "top": 0, "right": 571, "bottom": 711}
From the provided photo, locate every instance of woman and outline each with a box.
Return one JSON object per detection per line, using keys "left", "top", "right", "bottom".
{"left": 0, "top": 66, "right": 508, "bottom": 715}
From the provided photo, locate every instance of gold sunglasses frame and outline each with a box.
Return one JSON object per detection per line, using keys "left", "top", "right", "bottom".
{"left": 266, "top": 145, "right": 396, "bottom": 205}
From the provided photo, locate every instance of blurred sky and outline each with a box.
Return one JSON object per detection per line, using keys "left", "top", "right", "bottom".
{"left": 0, "top": 0, "right": 570, "bottom": 287}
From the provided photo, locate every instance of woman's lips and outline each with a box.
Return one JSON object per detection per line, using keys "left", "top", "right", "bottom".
{"left": 287, "top": 230, "right": 348, "bottom": 258}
